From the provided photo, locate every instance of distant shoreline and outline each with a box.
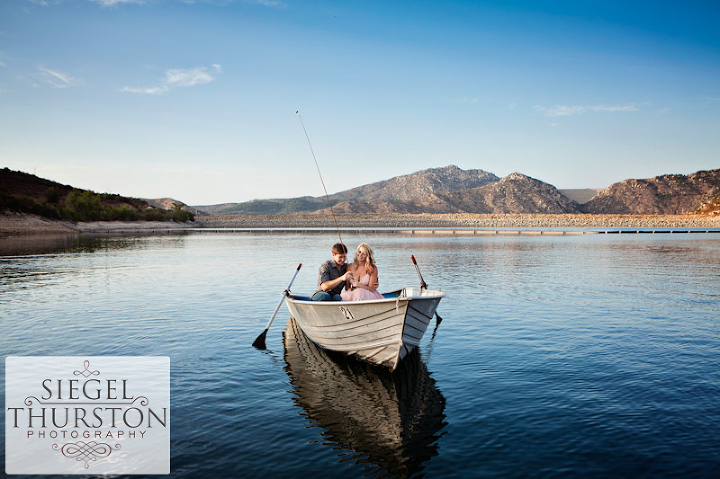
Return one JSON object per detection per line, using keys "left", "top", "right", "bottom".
{"left": 0, "top": 212, "right": 189, "bottom": 236}
{"left": 199, "top": 213, "right": 720, "bottom": 230}
{"left": 2, "top": 212, "right": 720, "bottom": 236}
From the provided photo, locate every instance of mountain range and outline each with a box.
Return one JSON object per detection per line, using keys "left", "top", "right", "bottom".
{"left": 3, "top": 166, "right": 719, "bottom": 219}
{"left": 195, "top": 165, "right": 720, "bottom": 216}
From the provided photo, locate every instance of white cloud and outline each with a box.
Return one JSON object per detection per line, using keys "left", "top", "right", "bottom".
{"left": 178, "top": 0, "right": 286, "bottom": 6}
{"left": 122, "top": 64, "right": 222, "bottom": 95}
{"left": 89, "top": 0, "right": 146, "bottom": 6}
{"left": 38, "top": 66, "right": 78, "bottom": 88}
{"left": 121, "top": 85, "right": 169, "bottom": 95}
{"left": 165, "top": 67, "right": 214, "bottom": 87}
{"left": 534, "top": 103, "right": 638, "bottom": 117}
{"left": 245, "top": 0, "right": 287, "bottom": 7}
{"left": 588, "top": 105, "right": 639, "bottom": 113}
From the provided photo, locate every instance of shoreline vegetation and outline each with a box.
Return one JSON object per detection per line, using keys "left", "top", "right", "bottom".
{"left": 2, "top": 212, "right": 720, "bottom": 236}
{"left": 0, "top": 168, "right": 195, "bottom": 225}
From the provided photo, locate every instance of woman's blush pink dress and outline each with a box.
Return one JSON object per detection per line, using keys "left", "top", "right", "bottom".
{"left": 341, "top": 274, "right": 383, "bottom": 301}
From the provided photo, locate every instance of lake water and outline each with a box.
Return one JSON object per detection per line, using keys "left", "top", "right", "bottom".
{"left": 2, "top": 231, "right": 720, "bottom": 478}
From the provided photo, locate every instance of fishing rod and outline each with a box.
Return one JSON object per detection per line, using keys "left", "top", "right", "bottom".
{"left": 296, "top": 111, "right": 344, "bottom": 250}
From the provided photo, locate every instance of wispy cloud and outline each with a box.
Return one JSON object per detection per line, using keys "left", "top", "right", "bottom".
{"left": 121, "top": 85, "right": 169, "bottom": 95}
{"left": 178, "top": 0, "right": 286, "bottom": 6}
{"left": 244, "top": 0, "right": 287, "bottom": 7}
{"left": 534, "top": 104, "right": 639, "bottom": 117}
{"left": 38, "top": 66, "right": 79, "bottom": 88}
{"left": 165, "top": 67, "right": 215, "bottom": 87}
{"left": 89, "top": 0, "right": 146, "bottom": 6}
{"left": 588, "top": 105, "right": 639, "bottom": 113}
{"left": 122, "top": 64, "right": 222, "bottom": 95}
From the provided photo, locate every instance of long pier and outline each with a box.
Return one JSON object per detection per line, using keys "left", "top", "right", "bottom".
{"left": 92, "top": 227, "right": 720, "bottom": 235}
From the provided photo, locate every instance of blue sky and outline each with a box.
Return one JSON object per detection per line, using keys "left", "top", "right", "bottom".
{"left": 1, "top": 0, "right": 719, "bottom": 205}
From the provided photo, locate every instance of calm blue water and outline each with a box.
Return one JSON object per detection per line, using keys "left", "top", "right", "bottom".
{"left": 2, "top": 231, "right": 720, "bottom": 478}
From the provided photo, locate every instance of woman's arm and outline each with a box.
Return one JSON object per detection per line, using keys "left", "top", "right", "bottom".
{"left": 367, "top": 266, "right": 378, "bottom": 292}
{"left": 354, "top": 266, "right": 378, "bottom": 292}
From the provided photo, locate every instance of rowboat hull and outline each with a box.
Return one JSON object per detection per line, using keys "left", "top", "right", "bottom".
{"left": 285, "top": 288, "right": 445, "bottom": 370}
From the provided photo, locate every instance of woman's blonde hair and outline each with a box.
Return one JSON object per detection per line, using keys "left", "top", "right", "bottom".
{"left": 354, "top": 243, "right": 376, "bottom": 270}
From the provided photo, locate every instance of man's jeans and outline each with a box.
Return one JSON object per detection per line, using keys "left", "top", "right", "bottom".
{"left": 312, "top": 291, "right": 342, "bottom": 301}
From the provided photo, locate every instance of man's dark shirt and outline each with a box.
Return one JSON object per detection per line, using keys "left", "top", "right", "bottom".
{"left": 316, "top": 260, "right": 347, "bottom": 295}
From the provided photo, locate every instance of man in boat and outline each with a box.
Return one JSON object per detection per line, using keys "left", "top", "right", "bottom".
{"left": 312, "top": 243, "right": 352, "bottom": 301}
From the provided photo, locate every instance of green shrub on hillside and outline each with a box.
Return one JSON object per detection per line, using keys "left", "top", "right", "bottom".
{"left": 108, "top": 205, "right": 140, "bottom": 221}
{"left": 64, "top": 190, "right": 104, "bottom": 221}
{"left": 1, "top": 188, "right": 194, "bottom": 223}
{"left": 170, "top": 203, "right": 194, "bottom": 222}
{"left": 44, "top": 187, "right": 62, "bottom": 205}
{"left": 0, "top": 191, "right": 60, "bottom": 218}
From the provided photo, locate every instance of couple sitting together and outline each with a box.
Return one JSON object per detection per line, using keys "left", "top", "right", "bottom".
{"left": 311, "top": 242, "right": 384, "bottom": 302}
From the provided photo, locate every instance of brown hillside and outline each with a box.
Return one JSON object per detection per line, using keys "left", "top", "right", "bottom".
{"left": 313, "top": 172, "right": 579, "bottom": 214}
{"left": 583, "top": 169, "right": 720, "bottom": 214}
{"left": 0, "top": 168, "right": 149, "bottom": 210}
{"left": 434, "top": 172, "right": 580, "bottom": 214}
{"left": 329, "top": 165, "right": 499, "bottom": 202}
{"left": 0, "top": 168, "right": 193, "bottom": 222}
{"left": 692, "top": 195, "right": 720, "bottom": 215}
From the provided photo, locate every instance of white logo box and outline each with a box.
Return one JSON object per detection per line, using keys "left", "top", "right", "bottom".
{"left": 6, "top": 356, "right": 170, "bottom": 475}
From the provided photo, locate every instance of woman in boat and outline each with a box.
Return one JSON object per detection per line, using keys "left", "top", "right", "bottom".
{"left": 341, "top": 243, "right": 383, "bottom": 301}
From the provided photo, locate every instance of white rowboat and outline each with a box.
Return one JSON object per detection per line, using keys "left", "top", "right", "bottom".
{"left": 284, "top": 287, "right": 445, "bottom": 370}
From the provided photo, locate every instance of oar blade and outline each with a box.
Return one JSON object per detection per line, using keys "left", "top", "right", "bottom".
{"left": 253, "top": 263, "right": 302, "bottom": 350}
{"left": 252, "top": 329, "right": 269, "bottom": 350}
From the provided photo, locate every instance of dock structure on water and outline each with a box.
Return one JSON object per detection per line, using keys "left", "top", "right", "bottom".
{"left": 124, "top": 227, "right": 720, "bottom": 236}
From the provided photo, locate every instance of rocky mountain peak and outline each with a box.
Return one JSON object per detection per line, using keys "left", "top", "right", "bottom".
{"left": 430, "top": 172, "right": 579, "bottom": 214}
{"left": 582, "top": 168, "right": 720, "bottom": 214}
{"left": 500, "top": 172, "right": 531, "bottom": 182}
{"left": 329, "top": 164, "right": 499, "bottom": 203}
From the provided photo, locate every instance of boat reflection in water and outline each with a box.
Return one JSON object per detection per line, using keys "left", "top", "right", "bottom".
{"left": 283, "top": 318, "right": 447, "bottom": 477}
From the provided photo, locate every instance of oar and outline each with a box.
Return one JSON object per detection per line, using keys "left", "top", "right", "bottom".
{"left": 410, "top": 255, "right": 428, "bottom": 289}
{"left": 252, "top": 263, "right": 302, "bottom": 350}
{"left": 410, "top": 255, "right": 442, "bottom": 324}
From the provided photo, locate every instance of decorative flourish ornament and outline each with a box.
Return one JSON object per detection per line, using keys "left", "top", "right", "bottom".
{"left": 53, "top": 441, "right": 121, "bottom": 469}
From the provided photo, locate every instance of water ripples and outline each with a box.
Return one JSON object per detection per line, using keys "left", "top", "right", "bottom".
{"left": 1, "top": 232, "right": 719, "bottom": 477}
